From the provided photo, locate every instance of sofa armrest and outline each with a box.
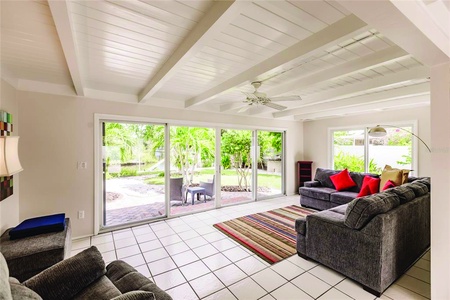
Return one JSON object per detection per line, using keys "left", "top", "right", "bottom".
{"left": 106, "top": 260, "right": 172, "bottom": 300}
{"left": 23, "top": 246, "right": 105, "bottom": 300}
{"left": 303, "top": 181, "right": 321, "bottom": 187}
{"left": 295, "top": 217, "right": 307, "bottom": 235}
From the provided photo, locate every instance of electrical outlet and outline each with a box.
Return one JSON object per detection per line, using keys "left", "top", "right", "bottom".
{"left": 78, "top": 210, "right": 85, "bottom": 219}
{"left": 77, "top": 162, "right": 87, "bottom": 169}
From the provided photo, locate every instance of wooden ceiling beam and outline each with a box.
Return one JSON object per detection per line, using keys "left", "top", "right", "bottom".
{"left": 48, "top": 0, "right": 84, "bottom": 96}
{"left": 138, "top": 0, "right": 250, "bottom": 103}
{"left": 294, "top": 94, "right": 429, "bottom": 121}
{"left": 273, "top": 67, "right": 429, "bottom": 118}
{"left": 185, "top": 14, "right": 370, "bottom": 108}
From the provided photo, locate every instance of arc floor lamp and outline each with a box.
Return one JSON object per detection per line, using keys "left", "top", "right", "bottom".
{"left": 367, "top": 125, "right": 431, "bottom": 153}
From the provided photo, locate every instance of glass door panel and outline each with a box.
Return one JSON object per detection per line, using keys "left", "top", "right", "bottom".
{"left": 332, "top": 129, "right": 365, "bottom": 172}
{"left": 102, "top": 122, "right": 166, "bottom": 228}
{"left": 220, "top": 129, "right": 254, "bottom": 206}
{"left": 368, "top": 126, "right": 412, "bottom": 173}
{"left": 256, "top": 131, "right": 283, "bottom": 199}
{"left": 169, "top": 126, "right": 216, "bottom": 216}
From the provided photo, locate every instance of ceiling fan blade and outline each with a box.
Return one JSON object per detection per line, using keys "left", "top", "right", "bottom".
{"left": 264, "top": 102, "right": 287, "bottom": 111}
{"left": 237, "top": 105, "right": 252, "bottom": 113}
{"left": 270, "top": 95, "right": 302, "bottom": 102}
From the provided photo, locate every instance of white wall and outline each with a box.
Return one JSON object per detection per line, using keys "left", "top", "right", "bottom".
{"left": 0, "top": 80, "right": 20, "bottom": 235}
{"left": 303, "top": 106, "right": 431, "bottom": 177}
{"left": 17, "top": 90, "right": 304, "bottom": 238}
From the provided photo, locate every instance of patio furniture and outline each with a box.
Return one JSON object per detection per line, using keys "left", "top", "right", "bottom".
{"left": 200, "top": 175, "right": 215, "bottom": 199}
{"left": 185, "top": 187, "right": 206, "bottom": 205}
{"left": 170, "top": 177, "right": 186, "bottom": 206}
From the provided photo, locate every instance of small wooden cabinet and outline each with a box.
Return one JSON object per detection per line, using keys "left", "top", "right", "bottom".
{"left": 297, "top": 161, "right": 313, "bottom": 189}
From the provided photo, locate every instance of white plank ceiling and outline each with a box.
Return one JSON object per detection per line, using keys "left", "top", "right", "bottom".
{"left": 1, "top": 0, "right": 432, "bottom": 120}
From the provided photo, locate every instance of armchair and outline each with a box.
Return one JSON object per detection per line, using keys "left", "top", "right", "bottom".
{"left": 1, "top": 246, "right": 172, "bottom": 300}
{"left": 200, "top": 175, "right": 215, "bottom": 199}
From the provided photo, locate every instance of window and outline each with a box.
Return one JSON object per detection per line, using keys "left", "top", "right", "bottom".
{"left": 331, "top": 124, "right": 414, "bottom": 174}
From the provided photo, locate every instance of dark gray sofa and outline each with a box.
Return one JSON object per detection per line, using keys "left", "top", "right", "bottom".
{"left": 299, "top": 168, "right": 379, "bottom": 210}
{"left": 295, "top": 178, "right": 430, "bottom": 296}
{"left": 0, "top": 246, "right": 172, "bottom": 300}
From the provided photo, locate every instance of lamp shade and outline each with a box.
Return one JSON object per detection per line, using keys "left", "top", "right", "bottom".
{"left": 368, "top": 126, "right": 387, "bottom": 137}
{"left": 0, "top": 136, "right": 23, "bottom": 176}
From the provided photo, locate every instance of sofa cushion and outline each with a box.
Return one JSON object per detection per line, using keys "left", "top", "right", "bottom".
{"left": 382, "top": 180, "right": 396, "bottom": 191}
{"left": 24, "top": 246, "right": 106, "bottom": 300}
{"left": 9, "top": 279, "right": 42, "bottom": 300}
{"left": 348, "top": 172, "right": 376, "bottom": 193}
{"left": 106, "top": 261, "right": 172, "bottom": 300}
{"left": 387, "top": 186, "right": 416, "bottom": 204}
{"left": 0, "top": 252, "right": 13, "bottom": 300}
{"left": 112, "top": 291, "right": 156, "bottom": 300}
{"left": 314, "top": 168, "right": 339, "bottom": 188}
{"left": 357, "top": 176, "right": 381, "bottom": 197}
{"left": 404, "top": 182, "right": 429, "bottom": 197}
{"left": 329, "top": 204, "right": 348, "bottom": 215}
{"left": 73, "top": 276, "right": 121, "bottom": 300}
{"left": 344, "top": 192, "right": 400, "bottom": 230}
{"left": 415, "top": 177, "right": 430, "bottom": 190}
{"left": 379, "top": 168, "right": 403, "bottom": 192}
{"left": 300, "top": 187, "right": 335, "bottom": 201}
{"left": 330, "top": 169, "right": 357, "bottom": 191}
{"left": 295, "top": 217, "right": 307, "bottom": 235}
{"left": 303, "top": 181, "right": 320, "bottom": 188}
{"left": 330, "top": 191, "right": 358, "bottom": 205}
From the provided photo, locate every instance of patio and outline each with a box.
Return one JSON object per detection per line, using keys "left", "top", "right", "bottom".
{"left": 105, "top": 176, "right": 278, "bottom": 227}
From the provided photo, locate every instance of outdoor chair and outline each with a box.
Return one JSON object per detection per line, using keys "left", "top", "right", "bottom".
{"left": 170, "top": 177, "right": 186, "bottom": 206}
{"left": 200, "top": 175, "right": 215, "bottom": 200}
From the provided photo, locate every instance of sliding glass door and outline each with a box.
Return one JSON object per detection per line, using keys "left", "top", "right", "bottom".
{"left": 256, "top": 131, "right": 284, "bottom": 199}
{"left": 102, "top": 121, "right": 166, "bottom": 228}
{"left": 97, "top": 116, "right": 287, "bottom": 230}
{"left": 220, "top": 129, "right": 254, "bottom": 206}
{"left": 168, "top": 126, "right": 216, "bottom": 216}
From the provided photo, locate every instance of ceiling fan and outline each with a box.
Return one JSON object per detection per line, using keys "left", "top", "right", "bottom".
{"left": 238, "top": 81, "right": 301, "bottom": 113}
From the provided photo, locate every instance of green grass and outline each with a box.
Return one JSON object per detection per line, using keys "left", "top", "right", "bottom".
{"left": 143, "top": 168, "right": 281, "bottom": 189}
{"left": 145, "top": 169, "right": 281, "bottom": 190}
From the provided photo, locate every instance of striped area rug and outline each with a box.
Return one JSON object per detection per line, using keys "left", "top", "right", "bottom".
{"left": 213, "top": 205, "right": 316, "bottom": 264}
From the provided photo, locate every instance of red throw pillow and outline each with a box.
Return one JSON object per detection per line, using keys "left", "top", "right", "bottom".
{"left": 382, "top": 179, "right": 396, "bottom": 191}
{"left": 357, "top": 176, "right": 381, "bottom": 197}
{"left": 330, "top": 169, "right": 357, "bottom": 191}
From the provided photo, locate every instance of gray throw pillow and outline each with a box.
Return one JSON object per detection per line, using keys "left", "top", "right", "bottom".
{"left": 344, "top": 192, "right": 400, "bottom": 229}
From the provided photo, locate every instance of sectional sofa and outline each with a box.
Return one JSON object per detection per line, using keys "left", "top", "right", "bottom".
{"left": 299, "top": 168, "right": 379, "bottom": 210}
{"left": 295, "top": 177, "right": 430, "bottom": 296}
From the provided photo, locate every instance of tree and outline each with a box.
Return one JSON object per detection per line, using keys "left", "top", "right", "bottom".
{"left": 150, "top": 126, "right": 215, "bottom": 186}
{"left": 221, "top": 130, "right": 252, "bottom": 190}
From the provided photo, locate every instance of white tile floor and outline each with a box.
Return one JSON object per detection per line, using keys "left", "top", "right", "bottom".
{"left": 71, "top": 196, "right": 430, "bottom": 300}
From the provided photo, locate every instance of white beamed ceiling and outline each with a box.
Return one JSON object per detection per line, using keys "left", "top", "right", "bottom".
{"left": 0, "top": 0, "right": 439, "bottom": 121}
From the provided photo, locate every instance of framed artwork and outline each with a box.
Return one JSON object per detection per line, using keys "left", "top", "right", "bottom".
{"left": 0, "top": 110, "right": 14, "bottom": 201}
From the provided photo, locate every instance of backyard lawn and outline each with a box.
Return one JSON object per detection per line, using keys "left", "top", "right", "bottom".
{"left": 144, "top": 168, "right": 282, "bottom": 190}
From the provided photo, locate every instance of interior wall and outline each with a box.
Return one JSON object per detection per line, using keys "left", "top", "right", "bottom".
{"left": 302, "top": 105, "right": 431, "bottom": 177}
{"left": 0, "top": 80, "right": 20, "bottom": 235}
{"left": 17, "top": 90, "right": 304, "bottom": 238}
